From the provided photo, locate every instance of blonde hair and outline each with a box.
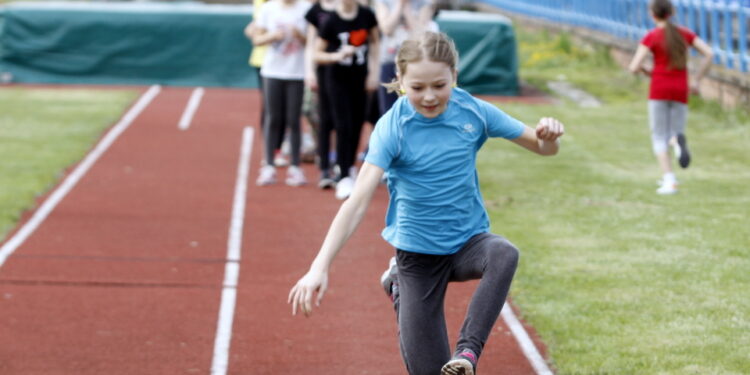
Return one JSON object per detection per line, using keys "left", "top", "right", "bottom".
{"left": 383, "top": 31, "right": 459, "bottom": 94}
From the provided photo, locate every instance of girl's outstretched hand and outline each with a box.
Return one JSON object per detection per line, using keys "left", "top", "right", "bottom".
{"left": 535, "top": 117, "right": 565, "bottom": 141}
{"left": 288, "top": 269, "right": 328, "bottom": 317}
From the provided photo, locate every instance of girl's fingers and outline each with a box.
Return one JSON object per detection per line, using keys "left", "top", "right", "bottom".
{"left": 316, "top": 286, "right": 325, "bottom": 307}
{"left": 299, "top": 290, "right": 308, "bottom": 316}
{"left": 289, "top": 284, "right": 308, "bottom": 316}
{"left": 303, "top": 290, "right": 314, "bottom": 316}
{"left": 538, "top": 117, "right": 564, "bottom": 141}
{"left": 291, "top": 289, "right": 299, "bottom": 316}
{"left": 536, "top": 122, "right": 548, "bottom": 139}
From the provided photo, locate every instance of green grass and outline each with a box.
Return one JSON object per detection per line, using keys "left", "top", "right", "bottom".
{"left": 0, "top": 87, "right": 137, "bottom": 242}
{"left": 478, "top": 24, "right": 750, "bottom": 374}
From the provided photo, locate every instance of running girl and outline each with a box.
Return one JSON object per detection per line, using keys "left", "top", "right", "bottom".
{"left": 628, "top": 0, "right": 713, "bottom": 194}
{"left": 288, "top": 31, "right": 564, "bottom": 375}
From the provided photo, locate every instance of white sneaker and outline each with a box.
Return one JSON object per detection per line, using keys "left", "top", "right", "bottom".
{"left": 274, "top": 151, "right": 289, "bottom": 167}
{"left": 318, "top": 169, "right": 336, "bottom": 189}
{"left": 285, "top": 166, "right": 307, "bottom": 187}
{"left": 280, "top": 139, "right": 290, "bottom": 155}
{"left": 302, "top": 133, "right": 317, "bottom": 164}
{"left": 302, "top": 132, "right": 316, "bottom": 154}
{"left": 335, "top": 176, "right": 354, "bottom": 200}
{"left": 256, "top": 165, "right": 276, "bottom": 186}
{"left": 656, "top": 179, "right": 678, "bottom": 195}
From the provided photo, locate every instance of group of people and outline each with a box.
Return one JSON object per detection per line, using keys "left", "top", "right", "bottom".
{"left": 245, "top": 0, "right": 437, "bottom": 200}
{"left": 249, "top": 0, "right": 712, "bottom": 374}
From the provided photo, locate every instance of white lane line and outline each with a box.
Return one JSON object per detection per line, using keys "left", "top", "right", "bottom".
{"left": 210, "top": 126, "right": 254, "bottom": 375}
{"left": 501, "top": 303, "right": 554, "bottom": 375}
{"left": 178, "top": 87, "right": 205, "bottom": 131}
{"left": 0, "top": 85, "right": 162, "bottom": 268}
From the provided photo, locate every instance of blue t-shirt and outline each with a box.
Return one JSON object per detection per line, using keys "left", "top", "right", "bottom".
{"left": 365, "top": 88, "right": 525, "bottom": 255}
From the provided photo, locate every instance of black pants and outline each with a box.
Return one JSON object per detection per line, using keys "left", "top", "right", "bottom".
{"left": 321, "top": 67, "right": 366, "bottom": 178}
{"left": 257, "top": 68, "right": 285, "bottom": 151}
{"left": 262, "top": 77, "right": 303, "bottom": 167}
{"left": 394, "top": 233, "right": 519, "bottom": 375}
{"left": 316, "top": 66, "right": 335, "bottom": 173}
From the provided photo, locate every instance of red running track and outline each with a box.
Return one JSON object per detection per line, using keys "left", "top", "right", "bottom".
{"left": 0, "top": 86, "right": 551, "bottom": 374}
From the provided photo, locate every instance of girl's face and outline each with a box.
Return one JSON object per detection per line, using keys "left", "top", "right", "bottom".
{"left": 399, "top": 59, "right": 456, "bottom": 119}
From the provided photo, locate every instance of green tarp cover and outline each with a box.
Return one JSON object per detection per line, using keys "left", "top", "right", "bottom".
{"left": 0, "top": 2, "right": 256, "bottom": 87}
{"left": 437, "top": 10, "right": 518, "bottom": 95}
{"left": 0, "top": 3, "right": 517, "bottom": 94}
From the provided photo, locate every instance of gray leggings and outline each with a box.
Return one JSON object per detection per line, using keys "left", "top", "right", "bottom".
{"left": 394, "top": 233, "right": 519, "bottom": 375}
{"left": 262, "top": 77, "right": 304, "bottom": 166}
{"left": 648, "top": 100, "right": 687, "bottom": 154}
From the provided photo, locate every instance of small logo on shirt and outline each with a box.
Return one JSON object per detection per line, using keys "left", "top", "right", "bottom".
{"left": 463, "top": 123, "right": 475, "bottom": 133}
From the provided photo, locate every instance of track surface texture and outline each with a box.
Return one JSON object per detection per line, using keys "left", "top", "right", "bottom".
{"left": 0, "top": 86, "right": 551, "bottom": 374}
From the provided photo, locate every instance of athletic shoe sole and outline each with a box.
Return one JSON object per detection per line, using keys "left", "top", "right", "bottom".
{"left": 318, "top": 178, "right": 336, "bottom": 189}
{"left": 656, "top": 185, "right": 678, "bottom": 195}
{"left": 676, "top": 134, "right": 691, "bottom": 168}
{"left": 441, "top": 358, "right": 474, "bottom": 375}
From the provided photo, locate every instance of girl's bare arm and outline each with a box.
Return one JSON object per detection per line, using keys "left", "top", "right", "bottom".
{"left": 251, "top": 26, "right": 284, "bottom": 46}
{"left": 313, "top": 37, "right": 354, "bottom": 64}
{"left": 510, "top": 118, "right": 564, "bottom": 156}
{"left": 375, "top": 0, "right": 405, "bottom": 36}
{"left": 288, "top": 162, "right": 385, "bottom": 316}
{"left": 628, "top": 44, "right": 651, "bottom": 75}
{"left": 691, "top": 37, "right": 714, "bottom": 85}
{"left": 366, "top": 26, "right": 381, "bottom": 92}
{"left": 304, "top": 25, "right": 319, "bottom": 89}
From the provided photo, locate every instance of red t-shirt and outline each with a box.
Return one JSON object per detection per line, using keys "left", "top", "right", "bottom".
{"left": 641, "top": 26, "right": 696, "bottom": 103}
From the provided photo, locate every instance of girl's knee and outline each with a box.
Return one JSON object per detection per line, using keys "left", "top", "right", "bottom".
{"left": 652, "top": 140, "right": 669, "bottom": 154}
{"left": 488, "top": 237, "right": 519, "bottom": 269}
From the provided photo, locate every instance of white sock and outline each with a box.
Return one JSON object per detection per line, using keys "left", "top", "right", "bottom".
{"left": 663, "top": 173, "right": 676, "bottom": 184}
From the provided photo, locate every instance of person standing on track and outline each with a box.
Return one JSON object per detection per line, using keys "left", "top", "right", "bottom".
{"left": 304, "top": 0, "right": 338, "bottom": 189}
{"left": 374, "top": 0, "right": 435, "bottom": 116}
{"left": 311, "top": 0, "right": 380, "bottom": 199}
{"left": 628, "top": 0, "right": 713, "bottom": 195}
{"left": 245, "top": 0, "right": 290, "bottom": 168}
{"left": 253, "top": 0, "right": 310, "bottom": 186}
{"left": 288, "top": 31, "right": 565, "bottom": 375}
{"left": 252, "top": 0, "right": 312, "bottom": 186}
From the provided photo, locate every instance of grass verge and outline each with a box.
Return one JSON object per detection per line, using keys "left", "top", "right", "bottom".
{"left": 478, "top": 23, "right": 749, "bottom": 374}
{"left": 0, "top": 87, "right": 138, "bottom": 242}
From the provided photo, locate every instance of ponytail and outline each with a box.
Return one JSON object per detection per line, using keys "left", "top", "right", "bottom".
{"left": 664, "top": 21, "right": 687, "bottom": 70}
{"left": 650, "top": 0, "right": 687, "bottom": 70}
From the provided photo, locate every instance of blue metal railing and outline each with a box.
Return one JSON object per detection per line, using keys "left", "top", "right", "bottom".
{"left": 478, "top": 0, "right": 750, "bottom": 72}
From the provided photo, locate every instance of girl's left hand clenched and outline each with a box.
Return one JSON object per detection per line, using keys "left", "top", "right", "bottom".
{"left": 535, "top": 117, "right": 565, "bottom": 141}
